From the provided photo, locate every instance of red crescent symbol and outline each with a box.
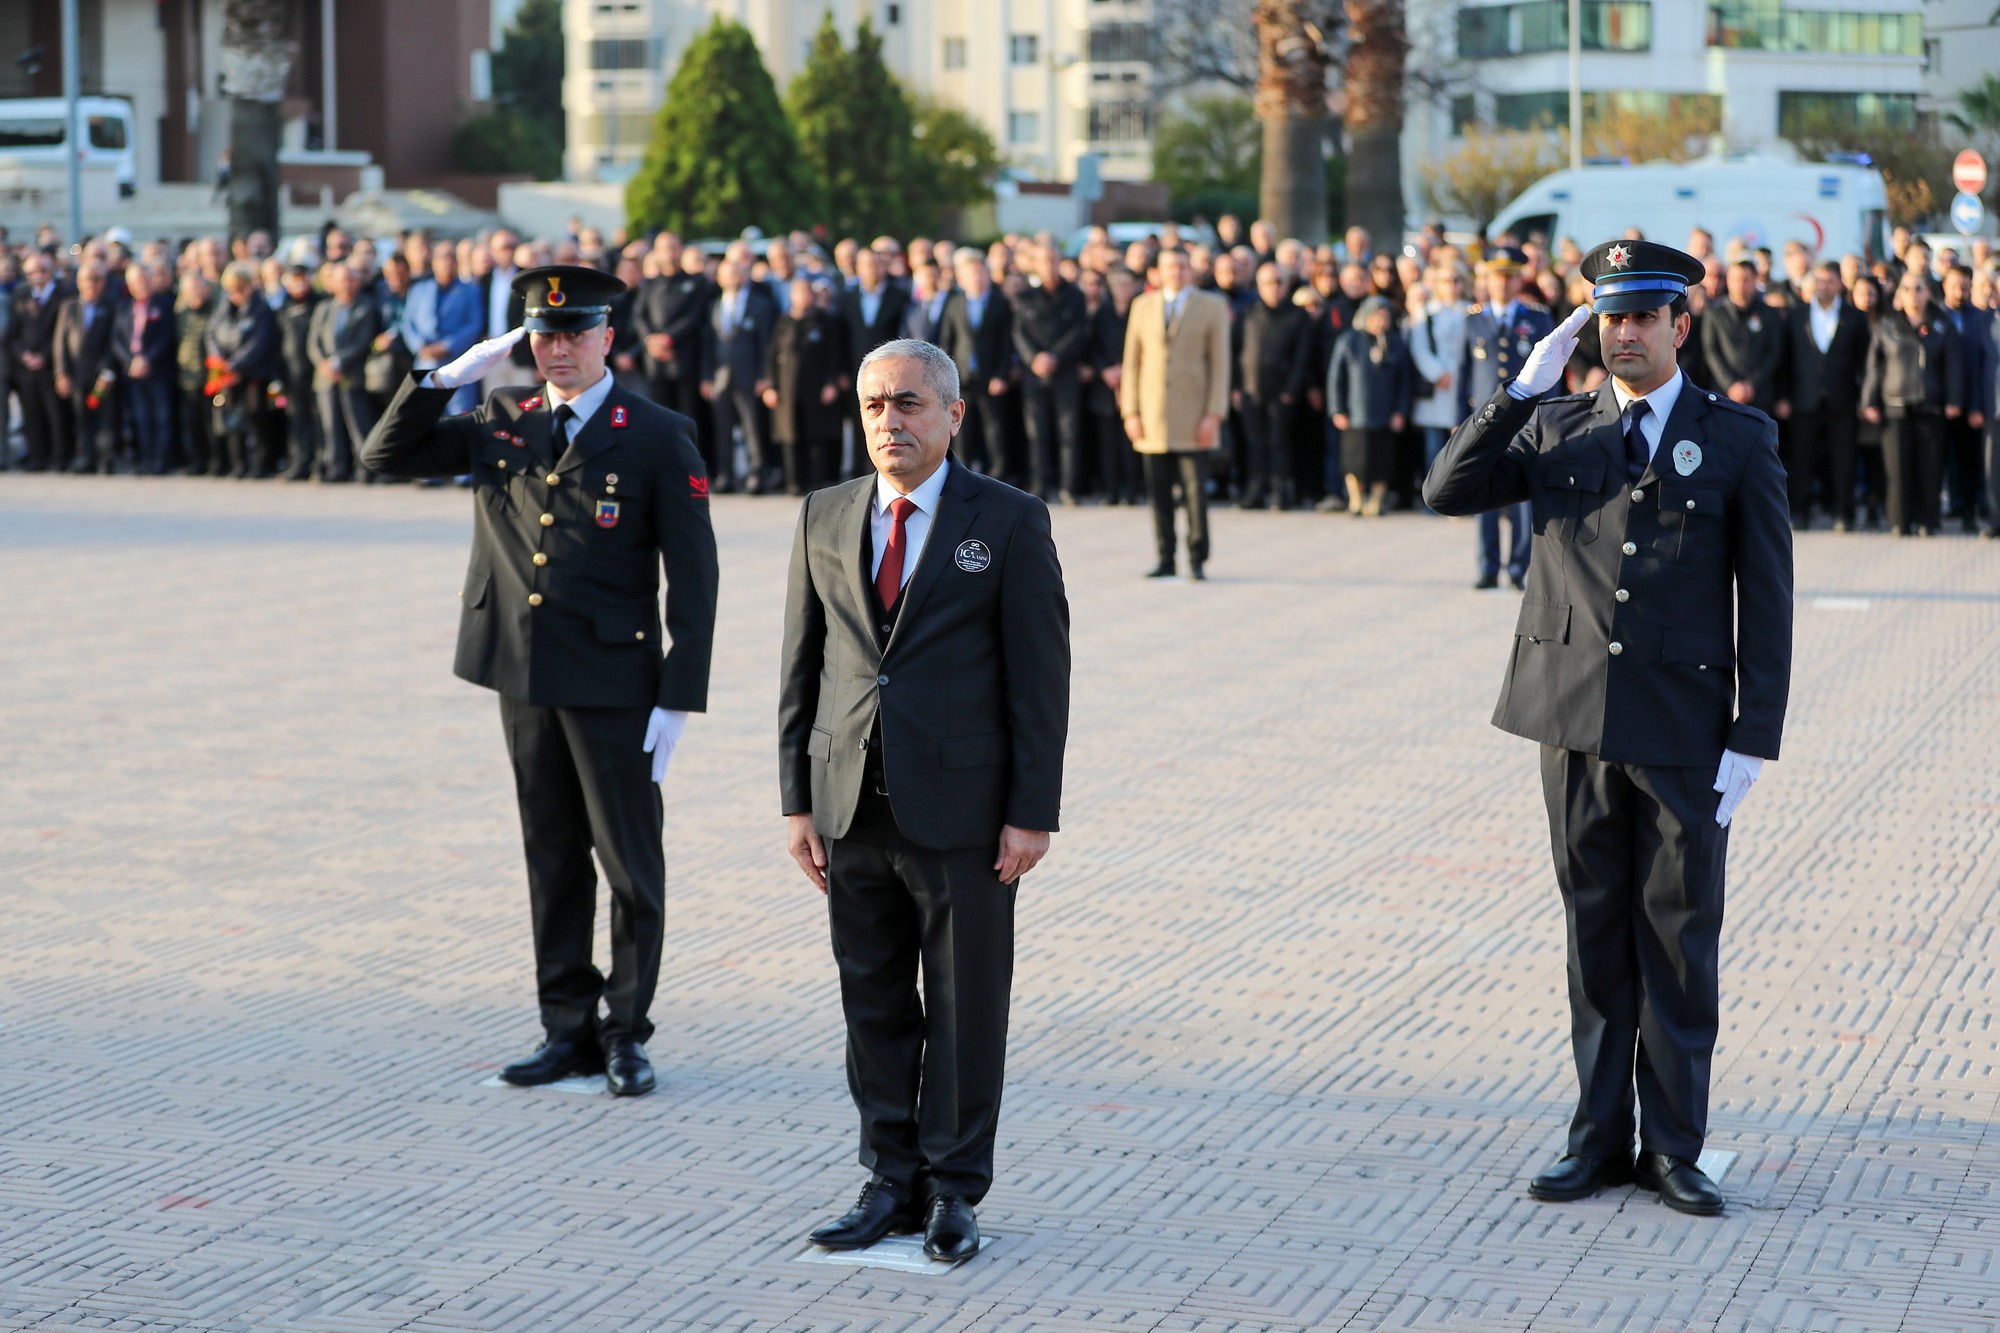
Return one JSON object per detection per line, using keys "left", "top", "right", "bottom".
{"left": 1793, "top": 213, "right": 1825, "bottom": 256}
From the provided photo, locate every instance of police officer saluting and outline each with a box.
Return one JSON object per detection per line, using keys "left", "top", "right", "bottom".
{"left": 362, "top": 266, "right": 719, "bottom": 1097}
{"left": 1425, "top": 240, "right": 1792, "bottom": 1215}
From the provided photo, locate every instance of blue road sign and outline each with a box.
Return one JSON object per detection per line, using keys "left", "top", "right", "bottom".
{"left": 1952, "top": 191, "right": 1984, "bottom": 236}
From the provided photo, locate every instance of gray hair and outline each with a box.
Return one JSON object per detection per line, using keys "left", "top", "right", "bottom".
{"left": 857, "top": 337, "right": 961, "bottom": 406}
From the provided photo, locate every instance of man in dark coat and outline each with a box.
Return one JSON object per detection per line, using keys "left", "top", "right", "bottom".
{"left": 782, "top": 338, "right": 1068, "bottom": 1266}
{"left": 701, "top": 257, "right": 777, "bottom": 493}
{"left": 633, "top": 238, "right": 716, "bottom": 476}
{"left": 1779, "top": 259, "right": 1869, "bottom": 529}
{"left": 840, "top": 248, "right": 911, "bottom": 378}
{"left": 761, "top": 275, "right": 849, "bottom": 495}
{"left": 361, "top": 265, "right": 719, "bottom": 1100}
{"left": 5, "top": 250, "right": 69, "bottom": 471}
{"left": 937, "top": 252, "right": 1016, "bottom": 482}
{"left": 1940, "top": 265, "right": 1994, "bottom": 532}
{"left": 53, "top": 261, "right": 121, "bottom": 473}
{"left": 274, "top": 265, "right": 323, "bottom": 480}
{"left": 1700, "top": 260, "right": 1785, "bottom": 416}
{"left": 112, "top": 261, "right": 180, "bottom": 475}
{"left": 1426, "top": 239, "right": 1793, "bottom": 1218}
{"left": 1009, "top": 242, "right": 1089, "bottom": 501}
{"left": 307, "top": 261, "right": 383, "bottom": 483}
{"left": 1234, "top": 261, "right": 1313, "bottom": 508}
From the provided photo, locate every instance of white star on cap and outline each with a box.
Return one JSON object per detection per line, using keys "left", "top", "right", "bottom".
{"left": 1606, "top": 243, "right": 1632, "bottom": 269}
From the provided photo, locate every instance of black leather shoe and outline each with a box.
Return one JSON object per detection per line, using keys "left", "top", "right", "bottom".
{"left": 499, "top": 1037, "right": 605, "bottom": 1086}
{"left": 1635, "top": 1152, "right": 1724, "bottom": 1215}
{"left": 922, "top": 1194, "right": 980, "bottom": 1263}
{"left": 603, "top": 1038, "right": 655, "bottom": 1097}
{"left": 810, "top": 1181, "right": 920, "bottom": 1250}
{"left": 1528, "top": 1153, "right": 1634, "bottom": 1201}
{"left": 1189, "top": 561, "right": 1207, "bottom": 581}
{"left": 1474, "top": 575, "right": 1500, "bottom": 589}
{"left": 1145, "top": 562, "right": 1176, "bottom": 579}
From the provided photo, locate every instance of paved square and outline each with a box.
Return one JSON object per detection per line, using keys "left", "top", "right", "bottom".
{"left": 2, "top": 475, "right": 1996, "bottom": 1332}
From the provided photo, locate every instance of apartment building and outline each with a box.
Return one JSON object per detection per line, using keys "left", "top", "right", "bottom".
{"left": 563, "top": 0, "right": 1157, "bottom": 185}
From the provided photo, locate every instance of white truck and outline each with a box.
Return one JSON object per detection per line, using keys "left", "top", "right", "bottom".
{"left": 1488, "top": 152, "right": 1891, "bottom": 261}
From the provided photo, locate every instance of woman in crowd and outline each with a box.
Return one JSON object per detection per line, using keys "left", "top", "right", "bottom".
{"left": 1327, "top": 294, "right": 1412, "bottom": 518}
{"left": 205, "top": 261, "right": 279, "bottom": 479}
{"left": 1862, "top": 269, "right": 1964, "bottom": 537}
{"left": 1848, "top": 274, "right": 1886, "bottom": 527}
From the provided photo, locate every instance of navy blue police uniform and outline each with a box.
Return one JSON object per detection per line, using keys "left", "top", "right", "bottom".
{"left": 1460, "top": 249, "right": 1554, "bottom": 586}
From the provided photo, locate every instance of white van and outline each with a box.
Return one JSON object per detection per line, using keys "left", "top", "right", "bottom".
{"left": 0, "top": 96, "right": 139, "bottom": 196}
{"left": 1489, "top": 153, "right": 1890, "bottom": 263}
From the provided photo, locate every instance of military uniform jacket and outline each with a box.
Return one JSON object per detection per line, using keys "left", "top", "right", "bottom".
{"left": 1424, "top": 377, "right": 1793, "bottom": 767}
{"left": 1459, "top": 300, "right": 1553, "bottom": 411}
{"left": 779, "top": 465, "right": 1071, "bottom": 851}
{"left": 360, "top": 374, "right": 719, "bottom": 712}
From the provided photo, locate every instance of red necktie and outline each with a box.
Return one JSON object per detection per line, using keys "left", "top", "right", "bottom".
{"left": 875, "top": 497, "right": 916, "bottom": 610}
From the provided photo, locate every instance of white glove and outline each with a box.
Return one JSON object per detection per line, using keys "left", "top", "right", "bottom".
{"left": 642, "top": 708, "right": 687, "bottom": 784}
{"left": 425, "top": 327, "right": 526, "bottom": 390}
{"left": 1507, "top": 304, "right": 1592, "bottom": 399}
{"left": 1713, "top": 749, "right": 1764, "bottom": 828}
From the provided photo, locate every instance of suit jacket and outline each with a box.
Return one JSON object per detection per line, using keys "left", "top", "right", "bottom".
{"left": 1943, "top": 303, "right": 1997, "bottom": 420}
{"left": 840, "top": 283, "right": 911, "bottom": 372}
{"left": 1085, "top": 300, "right": 1129, "bottom": 417}
{"left": 1424, "top": 377, "right": 1793, "bottom": 767}
{"left": 763, "top": 308, "right": 849, "bottom": 446}
{"left": 701, "top": 285, "right": 775, "bottom": 395}
{"left": 308, "top": 294, "right": 383, "bottom": 391}
{"left": 939, "top": 288, "right": 1014, "bottom": 394}
{"left": 1460, "top": 300, "right": 1554, "bottom": 411}
{"left": 1118, "top": 288, "right": 1231, "bottom": 453}
{"left": 5, "top": 281, "right": 67, "bottom": 376}
{"left": 1862, "top": 311, "right": 1963, "bottom": 418}
{"left": 779, "top": 463, "right": 1070, "bottom": 850}
{"left": 902, "top": 290, "right": 951, "bottom": 344}
{"left": 360, "top": 375, "right": 719, "bottom": 712}
{"left": 111, "top": 291, "right": 178, "bottom": 378}
{"left": 1009, "top": 279, "right": 1088, "bottom": 371}
{"left": 1701, "top": 299, "right": 1786, "bottom": 412}
{"left": 633, "top": 271, "right": 714, "bottom": 379}
{"left": 53, "top": 295, "right": 120, "bottom": 395}
{"left": 478, "top": 268, "right": 535, "bottom": 367}
{"left": 1783, "top": 299, "right": 1869, "bottom": 415}
{"left": 1237, "top": 300, "right": 1313, "bottom": 404}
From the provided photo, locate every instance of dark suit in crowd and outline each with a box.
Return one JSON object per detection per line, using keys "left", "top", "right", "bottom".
{"left": 633, "top": 268, "right": 715, "bottom": 470}
{"left": 780, "top": 459, "right": 1069, "bottom": 1218}
{"left": 1862, "top": 310, "right": 1963, "bottom": 534}
{"left": 54, "top": 288, "right": 121, "bottom": 471}
{"left": 1426, "top": 369, "right": 1793, "bottom": 1183}
{"left": 1086, "top": 297, "right": 1138, "bottom": 503}
{"left": 1782, "top": 294, "right": 1869, "bottom": 527}
{"left": 1701, "top": 298, "right": 1785, "bottom": 415}
{"left": 206, "top": 293, "right": 280, "bottom": 478}
{"left": 902, "top": 288, "right": 952, "bottom": 344}
{"left": 112, "top": 288, "right": 179, "bottom": 474}
{"left": 362, "top": 370, "right": 719, "bottom": 1056}
{"left": 1941, "top": 298, "right": 1995, "bottom": 531}
{"left": 938, "top": 287, "right": 1016, "bottom": 481}
{"left": 1010, "top": 277, "right": 1089, "bottom": 498}
{"left": 1985, "top": 311, "right": 2000, "bottom": 539}
{"left": 275, "top": 290, "right": 323, "bottom": 479}
{"left": 841, "top": 281, "right": 911, "bottom": 375}
{"left": 5, "top": 278, "right": 68, "bottom": 470}
{"left": 307, "top": 291, "right": 383, "bottom": 482}
{"left": 1237, "top": 298, "right": 1313, "bottom": 506}
{"left": 763, "top": 305, "right": 849, "bottom": 495}
{"left": 702, "top": 283, "right": 776, "bottom": 492}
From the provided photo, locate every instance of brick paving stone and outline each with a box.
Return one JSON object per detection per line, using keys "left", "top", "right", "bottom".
{"left": 3, "top": 476, "right": 1998, "bottom": 1332}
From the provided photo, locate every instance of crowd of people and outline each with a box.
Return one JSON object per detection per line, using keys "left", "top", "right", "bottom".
{"left": 3, "top": 212, "right": 1997, "bottom": 545}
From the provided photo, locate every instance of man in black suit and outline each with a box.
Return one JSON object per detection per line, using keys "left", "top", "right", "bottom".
{"left": 701, "top": 257, "right": 776, "bottom": 493}
{"left": 1779, "top": 259, "right": 1869, "bottom": 529}
{"left": 1941, "top": 265, "right": 1994, "bottom": 532}
{"left": 1234, "top": 261, "right": 1313, "bottom": 508}
{"left": 111, "top": 261, "right": 180, "bottom": 475}
{"left": 1427, "top": 239, "right": 1793, "bottom": 1218}
{"left": 937, "top": 251, "right": 1015, "bottom": 480}
{"left": 477, "top": 227, "right": 535, "bottom": 382}
{"left": 1010, "top": 242, "right": 1089, "bottom": 501}
{"left": 362, "top": 266, "right": 719, "bottom": 1100}
{"left": 7, "top": 251, "right": 70, "bottom": 471}
{"left": 1701, "top": 260, "right": 1786, "bottom": 417}
{"left": 781, "top": 337, "right": 1069, "bottom": 1264}
{"left": 634, "top": 237, "right": 716, "bottom": 478}
{"left": 53, "top": 262, "right": 121, "bottom": 473}
{"left": 901, "top": 260, "right": 952, "bottom": 344}
{"left": 840, "top": 248, "right": 910, "bottom": 378}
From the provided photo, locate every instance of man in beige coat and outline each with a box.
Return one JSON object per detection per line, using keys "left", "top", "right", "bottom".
{"left": 1120, "top": 249, "right": 1232, "bottom": 579}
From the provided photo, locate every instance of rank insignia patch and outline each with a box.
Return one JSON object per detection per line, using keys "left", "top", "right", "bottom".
{"left": 610, "top": 406, "right": 628, "bottom": 429}
{"left": 689, "top": 474, "right": 709, "bottom": 499}
{"left": 519, "top": 395, "right": 543, "bottom": 412}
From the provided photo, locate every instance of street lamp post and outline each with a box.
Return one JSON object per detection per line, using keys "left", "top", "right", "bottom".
{"left": 63, "top": 0, "right": 82, "bottom": 243}
{"left": 1568, "top": 0, "right": 1582, "bottom": 173}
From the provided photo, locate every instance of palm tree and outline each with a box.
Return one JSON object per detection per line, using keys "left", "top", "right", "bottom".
{"left": 218, "top": 0, "right": 297, "bottom": 238}
{"left": 1253, "top": 1, "right": 1337, "bottom": 243}
{"left": 1342, "top": 0, "right": 1408, "bottom": 249}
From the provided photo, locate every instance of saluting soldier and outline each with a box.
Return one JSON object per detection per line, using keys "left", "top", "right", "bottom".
{"left": 1460, "top": 248, "right": 1552, "bottom": 589}
{"left": 361, "top": 266, "right": 719, "bottom": 1098}
{"left": 1426, "top": 240, "right": 1793, "bottom": 1216}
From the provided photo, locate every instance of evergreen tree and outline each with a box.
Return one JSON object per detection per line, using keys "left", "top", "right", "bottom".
{"left": 454, "top": 0, "right": 564, "bottom": 180}
{"left": 627, "top": 19, "right": 822, "bottom": 237}
{"left": 788, "top": 15, "right": 921, "bottom": 239}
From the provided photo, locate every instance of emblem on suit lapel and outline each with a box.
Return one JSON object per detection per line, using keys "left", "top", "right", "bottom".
{"left": 688, "top": 474, "right": 709, "bottom": 499}
{"left": 1747, "top": 314, "right": 1762, "bottom": 334}
{"left": 1673, "top": 440, "right": 1703, "bottom": 475}
{"left": 610, "top": 405, "right": 628, "bottom": 429}
{"left": 954, "top": 539, "right": 992, "bottom": 573}
{"left": 519, "top": 395, "right": 543, "bottom": 412}
{"left": 595, "top": 500, "right": 620, "bottom": 528}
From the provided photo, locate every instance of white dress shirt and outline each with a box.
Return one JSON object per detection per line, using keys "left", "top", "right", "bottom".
{"left": 1809, "top": 297, "right": 1841, "bottom": 354}
{"left": 1611, "top": 368, "right": 1684, "bottom": 466}
{"left": 546, "top": 368, "right": 617, "bottom": 444}
{"left": 869, "top": 457, "right": 951, "bottom": 587}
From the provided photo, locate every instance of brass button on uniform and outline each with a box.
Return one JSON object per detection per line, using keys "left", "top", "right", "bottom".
{"left": 528, "top": 593, "right": 544, "bottom": 607}
{"left": 634, "top": 631, "right": 645, "bottom": 641}
{"left": 539, "top": 513, "right": 555, "bottom": 527}
{"left": 532, "top": 552, "right": 548, "bottom": 566}
{"left": 546, "top": 473, "right": 560, "bottom": 486}
{"left": 1686, "top": 499, "right": 1697, "bottom": 510}
{"left": 497, "top": 459, "right": 508, "bottom": 469}
{"left": 1615, "top": 589, "right": 1630, "bottom": 602}
{"left": 1608, "top": 641, "right": 1624, "bottom": 655}
{"left": 1621, "top": 541, "right": 1637, "bottom": 555}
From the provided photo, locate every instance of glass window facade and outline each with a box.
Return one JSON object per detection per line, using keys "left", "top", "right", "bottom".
{"left": 1086, "top": 100, "right": 1153, "bottom": 142}
{"left": 1458, "top": 2, "right": 1652, "bottom": 58}
{"left": 1492, "top": 89, "right": 1722, "bottom": 131}
{"left": 1709, "top": 4, "right": 1922, "bottom": 56}
{"left": 1089, "top": 24, "right": 1152, "bottom": 63}
{"left": 1778, "top": 91, "right": 1919, "bottom": 135}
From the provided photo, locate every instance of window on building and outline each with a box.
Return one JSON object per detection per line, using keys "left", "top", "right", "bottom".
{"left": 1010, "top": 34, "right": 1040, "bottom": 65}
{"left": 1086, "top": 100, "right": 1152, "bottom": 143}
{"left": 1450, "top": 94, "right": 1479, "bottom": 135}
{"left": 1088, "top": 23, "right": 1152, "bottom": 62}
{"left": 1778, "top": 91, "right": 1919, "bottom": 137}
{"left": 1009, "top": 110, "right": 1041, "bottom": 144}
{"left": 885, "top": 3, "right": 900, "bottom": 22}
{"left": 1493, "top": 90, "right": 1721, "bottom": 133}
{"left": 943, "top": 37, "right": 967, "bottom": 69}
{"left": 590, "top": 38, "right": 651, "bottom": 71}
{"left": 1710, "top": 4, "right": 1922, "bottom": 57}
{"left": 582, "top": 112, "right": 657, "bottom": 148}
{"left": 1458, "top": 1, "right": 1652, "bottom": 58}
